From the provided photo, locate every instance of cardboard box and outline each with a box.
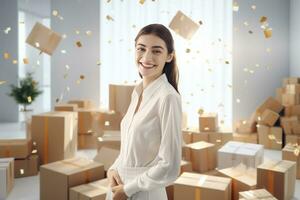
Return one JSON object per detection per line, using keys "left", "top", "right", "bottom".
{"left": 78, "top": 133, "right": 98, "bottom": 149}
{"left": 282, "top": 144, "right": 300, "bottom": 179}
{"left": 183, "top": 128, "right": 209, "bottom": 143}
{"left": 40, "top": 157, "right": 105, "bottom": 200}
{"left": 14, "top": 154, "right": 39, "bottom": 178}
{"left": 283, "top": 77, "right": 300, "bottom": 86}
{"left": 239, "top": 189, "right": 277, "bottom": 200}
{"left": 31, "top": 112, "right": 77, "bottom": 164}
{"left": 218, "top": 166, "right": 257, "bottom": 200}
{"left": 257, "top": 125, "right": 282, "bottom": 150}
{"left": 68, "top": 100, "right": 94, "bottom": 109}
{"left": 208, "top": 128, "right": 233, "bottom": 148}
{"left": 184, "top": 141, "right": 216, "bottom": 173}
{"left": 173, "top": 172, "right": 231, "bottom": 200}
{"left": 286, "top": 135, "right": 300, "bottom": 145}
{"left": 97, "top": 131, "right": 120, "bottom": 151}
{"left": 0, "top": 139, "right": 32, "bottom": 159}
{"left": 282, "top": 93, "right": 300, "bottom": 106}
{"left": 218, "top": 141, "right": 264, "bottom": 170}
{"left": 257, "top": 159, "right": 296, "bottom": 200}
{"left": 169, "top": 10, "right": 200, "bottom": 40}
{"left": 280, "top": 116, "right": 299, "bottom": 135}
{"left": 26, "top": 22, "right": 62, "bottom": 55}
{"left": 93, "top": 147, "right": 120, "bottom": 171}
{"left": 256, "top": 97, "right": 283, "bottom": 116}
{"left": 276, "top": 88, "right": 285, "bottom": 103}
{"left": 182, "top": 129, "right": 193, "bottom": 144}
{"left": 77, "top": 109, "right": 97, "bottom": 134}
{"left": 199, "top": 113, "right": 218, "bottom": 132}
{"left": 259, "top": 109, "right": 279, "bottom": 126}
{"left": 95, "top": 111, "right": 122, "bottom": 135}
{"left": 284, "top": 105, "right": 300, "bottom": 117}
{"left": 109, "top": 84, "right": 135, "bottom": 115}
{"left": 0, "top": 158, "right": 14, "bottom": 200}
{"left": 54, "top": 104, "right": 78, "bottom": 111}
{"left": 233, "top": 133, "right": 258, "bottom": 144}
{"left": 285, "top": 84, "right": 300, "bottom": 94}
{"left": 69, "top": 178, "right": 109, "bottom": 200}
{"left": 235, "top": 120, "right": 257, "bottom": 134}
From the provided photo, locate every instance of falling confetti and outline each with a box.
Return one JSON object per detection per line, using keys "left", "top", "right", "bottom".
{"left": 264, "top": 28, "right": 272, "bottom": 38}
{"left": 106, "top": 15, "right": 114, "bottom": 21}
{"left": 58, "top": 16, "right": 64, "bottom": 20}
{"left": 86, "top": 30, "right": 92, "bottom": 36}
{"left": 236, "top": 98, "right": 241, "bottom": 103}
{"left": 198, "top": 20, "right": 203, "bottom": 25}
{"left": 62, "top": 34, "right": 67, "bottom": 39}
{"left": 0, "top": 80, "right": 7, "bottom": 85}
{"left": 294, "top": 148, "right": 300, "bottom": 156}
{"left": 197, "top": 108, "right": 204, "bottom": 115}
{"left": 251, "top": 5, "right": 256, "bottom": 10}
{"left": 96, "top": 60, "right": 101, "bottom": 66}
{"left": 35, "top": 42, "right": 40, "bottom": 48}
{"left": 266, "top": 48, "right": 271, "bottom": 53}
{"left": 3, "top": 52, "right": 10, "bottom": 60}
{"left": 75, "top": 30, "right": 80, "bottom": 35}
{"left": 233, "top": 2, "right": 239, "bottom": 12}
{"left": 23, "top": 58, "right": 29, "bottom": 64}
{"left": 37, "top": 60, "right": 40, "bottom": 65}
{"left": 186, "top": 48, "right": 191, "bottom": 53}
{"left": 55, "top": 98, "right": 60, "bottom": 103}
{"left": 52, "top": 10, "right": 59, "bottom": 16}
{"left": 65, "top": 65, "right": 70, "bottom": 70}
{"left": 248, "top": 30, "right": 253, "bottom": 34}
{"left": 61, "top": 50, "right": 67, "bottom": 54}
{"left": 63, "top": 73, "right": 68, "bottom": 79}
{"left": 27, "top": 96, "right": 32, "bottom": 103}
{"left": 80, "top": 75, "right": 85, "bottom": 80}
{"left": 76, "top": 41, "right": 82, "bottom": 47}
{"left": 4, "top": 27, "right": 11, "bottom": 34}
{"left": 139, "top": 0, "right": 145, "bottom": 4}
{"left": 260, "top": 16, "right": 268, "bottom": 23}
{"left": 76, "top": 80, "right": 81, "bottom": 84}
{"left": 225, "top": 61, "right": 230, "bottom": 64}
{"left": 12, "top": 60, "right": 18, "bottom": 64}
{"left": 243, "top": 21, "right": 249, "bottom": 27}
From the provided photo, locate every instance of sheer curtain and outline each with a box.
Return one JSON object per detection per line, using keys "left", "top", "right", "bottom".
{"left": 100, "top": 0, "right": 232, "bottom": 127}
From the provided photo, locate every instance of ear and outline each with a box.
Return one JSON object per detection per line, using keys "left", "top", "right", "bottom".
{"left": 166, "top": 52, "right": 174, "bottom": 63}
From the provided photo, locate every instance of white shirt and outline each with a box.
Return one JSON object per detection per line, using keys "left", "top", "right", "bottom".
{"left": 109, "top": 73, "right": 182, "bottom": 197}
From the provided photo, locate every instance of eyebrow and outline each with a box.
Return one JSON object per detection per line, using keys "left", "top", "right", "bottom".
{"left": 136, "top": 43, "right": 164, "bottom": 50}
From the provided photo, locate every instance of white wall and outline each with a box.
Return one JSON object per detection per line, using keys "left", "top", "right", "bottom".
{"left": 290, "top": 0, "right": 300, "bottom": 76}
{"left": 233, "top": 0, "right": 290, "bottom": 122}
{"left": 0, "top": 0, "right": 19, "bottom": 122}
{"left": 50, "top": 0, "right": 100, "bottom": 108}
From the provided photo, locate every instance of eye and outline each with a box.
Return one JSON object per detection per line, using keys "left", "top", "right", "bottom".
{"left": 136, "top": 47, "right": 145, "bottom": 52}
{"left": 153, "top": 50, "right": 162, "bottom": 54}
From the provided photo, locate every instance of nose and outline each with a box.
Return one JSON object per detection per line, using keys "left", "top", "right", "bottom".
{"left": 140, "top": 50, "right": 153, "bottom": 63}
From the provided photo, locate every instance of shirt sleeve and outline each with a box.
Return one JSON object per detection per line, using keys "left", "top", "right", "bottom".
{"left": 123, "top": 94, "right": 182, "bottom": 197}
{"left": 108, "top": 153, "right": 121, "bottom": 171}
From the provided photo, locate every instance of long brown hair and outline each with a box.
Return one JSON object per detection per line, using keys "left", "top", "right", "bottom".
{"left": 135, "top": 24, "right": 179, "bottom": 93}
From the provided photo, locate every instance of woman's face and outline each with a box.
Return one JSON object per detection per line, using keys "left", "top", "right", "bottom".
{"left": 135, "top": 34, "right": 173, "bottom": 79}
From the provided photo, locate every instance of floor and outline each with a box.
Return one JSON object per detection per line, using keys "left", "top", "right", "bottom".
{"left": 1, "top": 123, "right": 300, "bottom": 200}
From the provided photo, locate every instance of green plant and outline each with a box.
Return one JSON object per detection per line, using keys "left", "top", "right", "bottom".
{"left": 8, "top": 73, "right": 42, "bottom": 111}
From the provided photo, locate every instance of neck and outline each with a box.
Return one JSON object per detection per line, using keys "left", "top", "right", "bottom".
{"left": 142, "top": 73, "right": 161, "bottom": 89}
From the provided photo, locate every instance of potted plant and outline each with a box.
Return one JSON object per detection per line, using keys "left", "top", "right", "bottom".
{"left": 8, "top": 73, "right": 42, "bottom": 120}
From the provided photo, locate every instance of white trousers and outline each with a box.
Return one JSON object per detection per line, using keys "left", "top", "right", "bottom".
{"left": 105, "top": 166, "right": 168, "bottom": 200}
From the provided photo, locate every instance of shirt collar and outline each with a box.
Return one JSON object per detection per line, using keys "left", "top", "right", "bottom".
{"left": 134, "top": 73, "right": 168, "bottom": 100}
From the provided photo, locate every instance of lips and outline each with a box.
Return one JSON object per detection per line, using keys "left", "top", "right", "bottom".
{"left": 140, "top": 62, "right": 156, "bottom": 69}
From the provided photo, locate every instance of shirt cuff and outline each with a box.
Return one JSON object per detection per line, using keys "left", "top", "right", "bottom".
{"left": 124, "top": 179, "right": 139, "bottom": 197}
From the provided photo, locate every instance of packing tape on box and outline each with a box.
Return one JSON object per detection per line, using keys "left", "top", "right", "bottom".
{"left": 44, "top": 117, "right": 49, "bottom": 164}
{"left": 195, "top": 187, "right": 201, "bottom": 199}
{"left": 61, "top": 160, "right": 92, "bottom": 183}
{"left": 267, "top": 170, "right": 274, "bottom": 194}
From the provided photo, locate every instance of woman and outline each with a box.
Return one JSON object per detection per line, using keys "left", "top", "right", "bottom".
{"left": 106, "top": 24, "right": 182, "bottom": 200}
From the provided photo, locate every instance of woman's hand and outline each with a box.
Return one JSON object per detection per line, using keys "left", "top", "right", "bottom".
{"left": 112, "top": 185, "right": 128, "bottom": 200}
{"left": 107, "top": 169, "right": 123, "bottom": 187}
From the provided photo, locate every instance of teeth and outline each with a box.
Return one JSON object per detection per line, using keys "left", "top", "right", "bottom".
{"left": 141, "top": 63, "right": 154, "bottom": 68}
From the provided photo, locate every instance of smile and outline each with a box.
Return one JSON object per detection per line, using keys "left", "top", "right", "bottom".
{"left": 140, "top": 62, "right": 156, "bottom": 69}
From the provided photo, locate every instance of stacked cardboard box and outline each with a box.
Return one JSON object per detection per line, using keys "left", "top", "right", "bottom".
{"left": 257, "top": 125, "right": 283, "bottom": 150}
{"left": 173, "top": 172, "right": 232, "bottom": 200}
{"left": 0, "top": 138, "right": 32, "bottom": 159}
{"left": 183, "top": 141, "right": 216, "bottom": 173}
{"left": 218, "top": 141, "right": 264, "bottom": 170}
{"left": 54, "top": 103, "right": 78, "bottom": 111}
{"left": 239, "top": 189, "right": 277, "bottom": 200}
{"left": 68, "top": 99, "right": 95, "bottom": 109}
{"left": 69, "top": 178, "right": 109, "bottom": 200}
{"left": 31, "top": 111, "right": 77, "bottom": 164}
{"left": 14, "top": 154, "right": 39, "bottom": 178}
{"left": 218, "top": 166, "right": 257, "bottom": 200}
{"left": 0, "top": 158, "right": 14, "bottom": 199}
{"left": 282, "top": 144, "right": 300, "bottom": 179}
{"left": 257, "top": 159, "right": 296, "bottom": 200}
{"left": 199, "top": 113, "right": 218, "bottom": 132}
{"left": 40, "top": 157, "right": 105, "bottom": 200}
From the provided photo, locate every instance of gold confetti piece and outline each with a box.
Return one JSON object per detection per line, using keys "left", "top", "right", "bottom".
{"left": 216, "top": 139, "right": 222, "bottom": 143}
{"left": 52, "top": 10, "right": 59, "bottom": 16}
{"left": 107, "top": 0, "right": 111, "bottom": 2}
{"left": 139, "top": 0, "right": 145, "bottom": 4}
{"left": 248, "top": 30, "right": 253, "bottom": 34}
{"left": 249, "top": 70, "right": 254, "bottom": 74}
{"left": 86, "top": 30, "right": 92, "bottom": 36}
{"left": 242, "top": 120, "right": 247, "bottom": 125}
{"left": 236, "top": 98, "right": 240, "bottom": 103}
{"left": 76, "top": 41, "right": 82, "bottom": 47}
{"left": 204, "top": 127, "right": 210, "bottom": 131}
{"left": 23, "top": 58, "right": 29, "bottom": 64}
{"left": 58, "top": 15, "right": 64, "bottom": 20}
{"left": 251, "top": 5, "right": 256, "bottom": 10}
{"left": 62, "top": 34, "right": 67, "bottom": 39}
{"left": 4, "top": 27, "right": 11, "bottom": 34}
{"left": 233, "top": 2, "right": 239, "bottom": 12}
{"left": 243, "top": 68, "right": 249, "bottom": 72}
{"left": 106, "top": 15, "right": 114, "bottom": 21}
{"left": 75, "top": 30, "right": 80, "bottom": 35}
{"left": 61, "top": 50, "right": 67, "bottom": 54}
{"left": 197, "top": 108, "right": 204, "bottom": 115}
{"left": 55, "top": 98, "right": 60, "bottom": 103}
{"left": 186, "top": 48, "right": 191, "bottom": 53}
{"left": 80, "top": 75, "right": 85, "bottom": 80}
{"left": 96, "top": 60, "right": 101, "bottom": 66}
{"left": 268, "top": 134, "right": 275, "bottom": 140}
{"left": 12, "top": 60, "right": 18, "bottom": 64}
{"left": 0, "top": 80, "right": 7, "bottom": 85}
{"left": 104, "top": 121, "right": 110, "bottom": 126}
{"left": 20, "top": 169, "right": 24, "bottom": 175}
{"left": 225, "top": 61, "right": 230, "bottom": 64}
{"left": 27, "top": 96, "right": 32, "bottom": 103}
{"left": 66, "top": 87, "right": 70, "bottom": 92}
{"left": 3, "top": 52, "right": 10, "bottom": 60}
{"left": 199, "top": 20, "right": 203, "bottom": 25}
{"left": 264, "top": 28, "right": 272, "bottom": 38}
{"left": 260, "top": 16, "right": 268, "bottom": 23}
{"left": 65, "top": 65, "right": 70, "bottom": 70}
{"left": 294, "top": 148, "right": 300, "bottom": 156}
{"left": 35, "top": 42, "right": 40, "bottom": 47}
{"left": 32, "top": 149, "right": 37, "bottom": 154}
{"left": 243, "top": 21, "right": 249, "bottom": 26}
{"left": 76, "top": 80, "right": 81, "bottom": 84}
